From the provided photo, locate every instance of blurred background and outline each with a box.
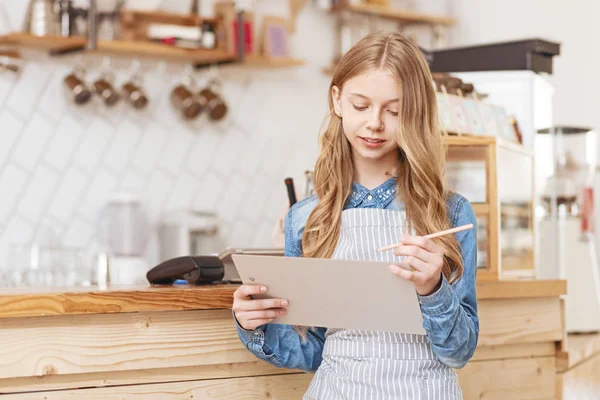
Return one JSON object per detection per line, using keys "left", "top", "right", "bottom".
{"left": 0, "top": 0, "right": 598, "bottom": 297}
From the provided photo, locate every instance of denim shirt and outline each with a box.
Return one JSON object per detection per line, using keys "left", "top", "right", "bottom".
{"left": 235, "top": 177, "right": 479, "bottom": 371}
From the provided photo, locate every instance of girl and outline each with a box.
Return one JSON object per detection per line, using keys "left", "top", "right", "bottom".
{"left": 232, "top": 31, "right": 478, "bottom": 399}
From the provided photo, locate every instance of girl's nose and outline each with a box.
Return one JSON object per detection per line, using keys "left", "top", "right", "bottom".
{"left": 365, "top": 110, "right": 384, "bottom": 132}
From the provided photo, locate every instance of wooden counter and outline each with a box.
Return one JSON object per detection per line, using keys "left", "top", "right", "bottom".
{"left": 558, "top": 332, "right": 600, "bottom": 399}
{"left": 0, "top": 280, "right": 567, "bottom": 399}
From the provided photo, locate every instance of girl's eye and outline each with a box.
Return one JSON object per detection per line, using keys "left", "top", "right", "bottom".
{"left": 388, "top": 110, "right": 398, "bottom": 117}
{"left": 352, "top": 104, "right": 368, "bottom": 111}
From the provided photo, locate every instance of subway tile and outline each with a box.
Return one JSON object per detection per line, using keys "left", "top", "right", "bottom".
{"left": 131, "top": 124, "right": 169, "bottom": 175}
{"left": 17, "top": 165, "right": 59, "bottom": 223}
{"left": 44, "top": 115, "right": 83, "bottom": 171}
{"left": 163, "top": 171, "right": 200, "bottom": 212}
{"left": 62, "top": 218, "right": 94, "bottom": 248}
{"left": 38, "top": 64, "right": 71, "bottom": 120}
{"left": 73, "top": 117, "right": 114, "bottom": 171}
{"left": 0, "top": 163, "right": 28, "bottom": 224}
{"left": 11, "top": 112, "right": 54, "bottom": 171}
{"left": 47, "top": 167, "right": 88, "bottom": 222}
{"left": 118, "top": 168, "right": 147, "bottom": 194}
{"left": 191, "top": 172, "right": 225, "bottom": 213}
{"left": 5, "top": 61, "right": 51, "bottom": 118}
{"left": 0, "top": 109, "right": 24, "bottom": 167}
{"left": 158, "top": 130, "right": 195, "bottom": 176}
{"left": 0, "top": 74, "right": 16, "bottom": 109}
{"left": 211, "top": 129, "right": 246, "bottom": 178}
{"left": 185, "top": 130, "right": 220, "bottom": 174}
{"left": 78, "top": 169, "right": 118, "bottom": 224}
{"left": 104, "top": 119, "right": 143, "bottom": 172}
{"left": 218, "top": 175, "right": 248, "bottom": 223}
{"left": 2, "top": 214, "right": 33, "bottom": 244}
{"left": 142, "top": 169, "right": 173, "bottom": 217}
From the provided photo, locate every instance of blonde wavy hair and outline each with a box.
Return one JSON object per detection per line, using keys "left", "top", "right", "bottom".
{"left": 294, "top": 32, "right": 463, "bottom": 338}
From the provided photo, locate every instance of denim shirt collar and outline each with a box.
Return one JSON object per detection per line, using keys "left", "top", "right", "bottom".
{"left": 346, "top": 177, "right": 398, "bottom": 208}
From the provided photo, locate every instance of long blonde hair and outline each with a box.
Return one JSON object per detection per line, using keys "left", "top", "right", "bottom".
{"left": 295, "top": 32, "right": 462, "bottom": 338}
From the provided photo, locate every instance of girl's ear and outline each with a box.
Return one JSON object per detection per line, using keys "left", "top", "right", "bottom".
{"left": 331, "top": 86, "right": 342, "bottom": 117}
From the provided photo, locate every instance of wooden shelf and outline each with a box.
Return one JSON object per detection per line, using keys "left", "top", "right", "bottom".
{"left": 444, "top": 135, "right": 533, "bottom": 156}
{"left": 244, "top": 55, "right": 304, "bottom": 67}
{"left": 444, "top": 135, "right": 496, "bottom": 146}
{"left": 0, "top": 50, "right": 20, "bottom": 59}
{"left": 0, "top": 32, "right": 85, "bottom": 51}
{"left": 0, "top": 33, "right": 304, "bottom": 68}
{"left": 472, "top": 203, "right": 490, "bottom": 215}
{"left": 322, "top": 65, "right": 337, "bottom": 75}
{"left": 1, "top": 33, "right": 236, "bottom": 63}
{"left": 332, "top": 3, "right": 456, "bottom": 26}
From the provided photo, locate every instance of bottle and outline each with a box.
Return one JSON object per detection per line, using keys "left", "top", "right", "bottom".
{"left": 201, "top": 22, "right": 216, "bottom": 49}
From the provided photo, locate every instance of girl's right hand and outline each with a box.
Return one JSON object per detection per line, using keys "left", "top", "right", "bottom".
{"left": 232, "top": 284, "right": 288, "bottom": 331}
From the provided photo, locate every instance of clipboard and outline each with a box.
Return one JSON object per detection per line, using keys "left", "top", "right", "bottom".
{"left": 232, "top": 255, "right": 426, "bottom": 335}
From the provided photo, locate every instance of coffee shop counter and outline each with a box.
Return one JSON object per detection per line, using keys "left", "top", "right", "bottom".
{"left": 0, "top": 280, "right": 567, "bottom": 399}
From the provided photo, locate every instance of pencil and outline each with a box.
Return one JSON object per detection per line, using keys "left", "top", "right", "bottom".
{"left": 376, "top": 223, "right": 474, "bottom": 252}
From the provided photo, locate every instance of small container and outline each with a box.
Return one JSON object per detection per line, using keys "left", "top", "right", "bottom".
{"left": 122, "top": 81, "right": 149, "bottom": 109}
{"left": 198, "top": 87, "right": 227, "bottom": 120}
{"left": 171, "top": 84, "right": 203, "bottom": 119}
{"left": 64, "top": 71, "right": 92, "bottom": 105}
{"left": 198, "top": 78, "right": 227, "bottom": 121}
{"left": 94, "top": 77, "right": 120, "bottom": 107}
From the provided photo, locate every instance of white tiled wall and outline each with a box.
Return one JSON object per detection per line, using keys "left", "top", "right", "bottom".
{"left": 0, "top": 1, "right": 335, "bottom": 271}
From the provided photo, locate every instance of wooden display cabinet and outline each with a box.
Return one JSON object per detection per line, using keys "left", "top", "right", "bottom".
{"left": 443, "top": 135, "right": 536, "bottom": 281}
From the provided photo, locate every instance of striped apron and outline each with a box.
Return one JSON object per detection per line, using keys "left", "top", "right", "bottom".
{"left": 303, "top": 208, "right": 462, "bottom": 400}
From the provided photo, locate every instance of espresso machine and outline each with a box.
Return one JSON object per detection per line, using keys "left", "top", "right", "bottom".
{"left": 537, "top": 126, "right": 600, "bottom": 333}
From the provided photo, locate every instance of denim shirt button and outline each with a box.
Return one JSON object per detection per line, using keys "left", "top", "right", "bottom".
{"left": 367, "top": 195, "right": 373, "bottom": 201}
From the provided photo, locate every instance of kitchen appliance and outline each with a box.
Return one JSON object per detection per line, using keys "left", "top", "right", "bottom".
{"left": 147, "top": 255, "right": 225, "bottom": 285}
{"left": 537, "top": 126, "right": 600, "bottom": 333}
{"left": 431, "top": 39, "right": 561, "bottom": 75}
{"left": 146, "top": 248, "right": 284, "bottom": 285}
{"left": 96, "top": 193, "right": 150, "bottom": 285}
{"left": 23, "top": 0, "right": 60, "bottom": 36}
{"left": 159, "top": 210, "right": 223, "bottom": 262}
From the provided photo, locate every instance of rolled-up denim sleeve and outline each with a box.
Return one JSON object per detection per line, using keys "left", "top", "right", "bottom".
{"left": 234, "top": 204, "right": 326, "bottom": 372}
{"left": 417, "top": 198, "right": 479, "bottom": 369}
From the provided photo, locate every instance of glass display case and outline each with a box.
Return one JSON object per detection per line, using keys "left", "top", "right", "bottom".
{"left": 444, "top": 136, "right": 536, "bottom": 281}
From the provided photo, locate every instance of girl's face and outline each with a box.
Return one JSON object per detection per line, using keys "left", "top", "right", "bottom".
{"left": 332, "top": 69, "right": 400, "bottom": 162}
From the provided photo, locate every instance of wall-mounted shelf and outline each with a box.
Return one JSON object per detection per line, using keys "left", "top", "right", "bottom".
{"left": 0, "top": 33, "right": 304, "bottom": 68}
{"left": 244, "top": 55, "right": 304, "bottom": 67}
{"left": 331, "top": 3, "right": 456, "bottom": 26}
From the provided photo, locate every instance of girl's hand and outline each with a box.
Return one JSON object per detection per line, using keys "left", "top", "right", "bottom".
{"left": 388, "top": 235, "right": 444, "bottom": 296}
{"left": 232, "top": 284, "right": 288, "bottom": 331}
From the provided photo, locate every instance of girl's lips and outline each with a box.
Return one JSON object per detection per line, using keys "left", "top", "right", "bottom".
{"left": 359, "top": 137, "right": 386, "bottom": 148}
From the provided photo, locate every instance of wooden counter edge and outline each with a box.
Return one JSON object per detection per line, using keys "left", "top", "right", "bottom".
{"left": 557, "top": 332, "right": 600, "bottom": 373}
{"left": 0, "top": 279, "right": 566, "bottom": 319}
{"left": 0, "top": 284, "right": 237, "bottom": 319}
{"left": 476, "top": 279, "right": 566, "bottom": 300}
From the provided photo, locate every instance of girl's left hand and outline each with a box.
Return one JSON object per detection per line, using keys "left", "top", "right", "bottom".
{"left": 388, "top": 235, "right": 444, "bottom": 296}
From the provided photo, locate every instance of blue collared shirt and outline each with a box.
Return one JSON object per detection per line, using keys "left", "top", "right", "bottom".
{"left": 235, "top": 178, "right": 479, "bottom": 371}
